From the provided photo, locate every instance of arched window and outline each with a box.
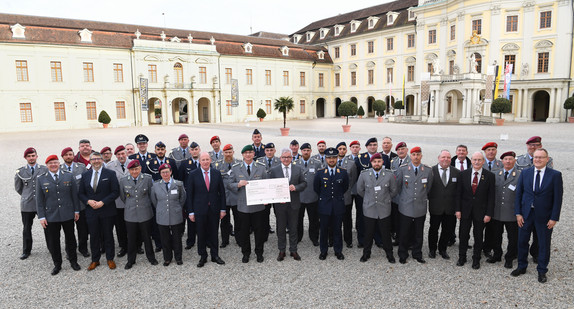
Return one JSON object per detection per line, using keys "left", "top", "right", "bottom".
{"left": 174, "top": 63, "right": 183, "bottom": 85}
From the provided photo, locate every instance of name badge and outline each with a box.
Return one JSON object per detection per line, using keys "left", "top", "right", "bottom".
{"left": 76, "top": 174, "right": 82, "bottom": 179}
{"left": 421, "top": 178, "right": 428, "bottom": 183}
{"left": 508, "top": 184, "right": 516, "bottom": 191}
{"left": 309, "top": 168, "right": 315, "bottom": 173}
{"left": 171, "top": 189, "right": 178, "bottom": 194}
{"left": 451, "top": 177, "right": 457, "bottom": 183}
{"left": 374, "top": 186, "right": 381, "bottom": 191}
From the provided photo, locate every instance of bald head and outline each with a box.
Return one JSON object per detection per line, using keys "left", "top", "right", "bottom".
{"left": 199, "top": 151, "right": 212, "bottom": 170}
{"left": 470, "top": 151, "right": 484, "bottom": 170}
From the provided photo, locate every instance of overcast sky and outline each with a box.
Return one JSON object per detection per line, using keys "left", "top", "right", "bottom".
{"left": 4, "top": 0, "right": 394, "bottom": 36}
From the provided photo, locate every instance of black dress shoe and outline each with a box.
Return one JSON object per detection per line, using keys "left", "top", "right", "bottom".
{"left": 242, "top": 255, "right": 249, "bottom": 263}
{"left": 538, "top": 272, "right": 547, "bottom": 283}
{"left": 415, "top": 257, "right": 426, "bottom": 264}
{"left": 137, "top": 248, "right": 144, "bottom": 254}
{"left": 447, "top": 240, "right": 455, "bottom": 247}
{"left": 149, "top": 259, "right": 159, "bottom": 266}
{"left": 428, "top": 251, "right": 436, "bottom": 259}
{"left": 456, "top": 258, "right": 466, "bottom": 266}
{"left": 269, "top": 229, "right": 275, "bottom": 234}
{"left": 487, "top": 257, "right": 501, "bottom": 264}
{"left": 483, "top": 251, "right": 493, "bottom": 259}
{"left": 511, "top": 268, "right": 526, "bottom": 277}
{"left": 184, "top": 245, "right": 193, "bottom": 250}
{"left": 472, "top": 260, "right": 480, "bottom": 269}
{"left": 220, "top": 242, "right": 229, "bottom": 248}
{"left": 51, "top": 266, "right": 62, "bottom": 276}
{"left": 70, "top": 262, "right": 81, "bottom": 271}
{"left": 19, "top": 253, "right": 30, "bottom": 260}
{"left": 346, "top": 243, "right": 353, "bottom": 248}
{"left": 335, "top": 252, "right": 345, "bottom": 260}
{"left": 319, "top": 253, "right": 327, "bottom": 260}
{"left": 256, "top": 255, "right": 264, "bottom": 263}
{"left": 212, "top": 257, "right": 225, "bottom": 265}
{"left": 375, "top": 243, "right": 384, "bottom": 249}
{"left": 80, "top": 251, "right": 90, "bottom": 258}
{"left": 277, "top": 251, "right": 286, "bottom": 261}
{"left": 197, "top": 257, "right": 207, "bottom": 268}
{"left": 399, "top": 258, "right": 407, "bottom": 264}
{"left": 504, "top": 260, "right": 513, "bottom": 269}
{"left": 360, "top": 255, "right": 369, "bottom": 262}
{"left": 357, "top": 244, "right": 364, "bottom": 248}
{"left": 176, "top": 260, "right": 183, "bottom": 265}
{"left": 124, "top": 263, "right": 133, "bottom": 270}
{"left": 439, "top": 251, "right": 450, "bottom": 260}
{"left": 290, "top": 252, "right": 301, "bottom": 261}
{"left": 154, "top": 247, "right": 162, "bottom": 253}
{"left": 387, "top": 256, "right": 396, "bottom": 264}
{"left": 163, "top": 261, "right": 171, "bottom": 266}
{"left": 392, "top": 240, "right": 399, "bottom": 246}
{"left": 117, "top": 249, "right": 127, "bottom": 258}
{"left": 532, "top": 256, "right": 538, "bottom": 264}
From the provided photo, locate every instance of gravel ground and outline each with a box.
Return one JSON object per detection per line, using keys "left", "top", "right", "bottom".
{"left": 1, "top": 119, "right": 572, "bottom": 308}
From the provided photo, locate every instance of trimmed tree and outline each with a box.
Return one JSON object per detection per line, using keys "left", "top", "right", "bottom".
{"left": 491, "top": 97, "right": 512, "bottom": 119}
{"left": 373, "top": 100, "right": 386, "bottom": 117}
{"left": 274, "top": 96, "right": 295, "bottom": 128}
{"left": 564, "top": 96, "right": 574, "bottom": 120}
{"left": 357, "top": 106, "right": 365, "bottom": 117}
{"left": 338, "top": 101, "right": 358, "bottom": 125}
{"left": 98, "top": 110, "right": 111, "bottom": 124}
{"left": 393, "top": 100, "right": 404, "bottom": 110}
{"left": 256, "top": 108, "right": 267, "bottom": 120}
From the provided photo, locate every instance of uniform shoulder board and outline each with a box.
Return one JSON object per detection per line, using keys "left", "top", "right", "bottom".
{"left": 214, "top": 162, "right": 219, "bottom": 168}
{"left": 154, "top": 179, "right": 162, "bottom": 183}
{"left": 498, "top": 170, "right": 503, "bottom": 175}
{"left": 360, "top": 169, "right": 370, "bottom": 174}
{"left": 174, "top": 179, "right": 183, "bottom": 186}
{"left": 17, "top": 166, "right": 25, "bottom": 172}
{"left": 336, "top": 168, "right": 340, "bottom": 173}
{"left": 363, "top": 154, "right": 369, "bottom": 158}
{"left": 62, "top": 169, "right": 72, "bottom": 174}
{"left": 39, "top": 171, "right": 49, "bottom": 177}
{"left": 142, "top": 173, "right": 153, "bottom": 179}
{"left": 324, "top": 169, "right": 328, "bottom": 173}
{"left": 422, "top": 164, "right": 431, "bottom": 169}
{"left": 255, "top": 161, "right": 265, "bottom": 166}
{"left": 399, "top": 162, "right": 408, "bottom": 167}
{"left": 232, "top": 162, "right": 242, "bottom": 167}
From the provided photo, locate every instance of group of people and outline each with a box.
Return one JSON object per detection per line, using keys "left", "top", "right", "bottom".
{"left": 15, "top": 130, "right": 562, "bottom": 284}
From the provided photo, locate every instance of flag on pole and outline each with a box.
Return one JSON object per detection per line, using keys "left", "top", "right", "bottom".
{"left": 493, "top": 65, "right": 502, "bottom": 99}
{"left": 504, "top": 63, "right": 513, "bottom": 99}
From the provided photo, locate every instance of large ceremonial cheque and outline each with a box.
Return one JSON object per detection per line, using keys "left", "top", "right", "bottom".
{"left": 245, "top": 178, "right": 291, "bottom": 205}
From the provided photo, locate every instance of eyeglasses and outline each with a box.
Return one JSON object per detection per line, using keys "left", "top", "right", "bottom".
{"left": 533, "top": 156, "right": 548, "bottom": 159}
{"left": 280, "top": 156, "right": 292, "bottom": 159}
{"left": 90, "top": 157, "right": 103, "bottom": 161}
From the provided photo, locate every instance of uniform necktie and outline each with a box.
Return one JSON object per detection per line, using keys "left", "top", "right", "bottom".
{"left": 31, "top": 167, "right": 34, "bottom": 174}
{"left": 338, "top": 160, "right": 342, "bottom": 167}
{"left": 535, "top": 170, "right": 541, "bottom": 192}
{"left": 134, "top": 177, "right": 137, "bottom": 185}
{"left": 504, "top": 171, "right": 509, "bottom": 180}
{"left": 268, "top": 159, "right": 272, "bottom": 168}
{"left": 441, "top": 167, "right": 448, "bottom": 186}
{"left": 54, "top": 173, "right": 58, "bottom": 182}
{"left": 330, "top": 169, "right": 334, "bottom": 177}
{"left": 414, "top": 167, "right": 418, "bottom": 176}
{"left": 165, "top": 182, "right": 169, "bottom": 192}
{"left": 182, "top": 149, "right": 186, "bottom": 157}
{"left": 488, "top": 162, "right": 492, "bottom": 171}
{"left": 284, "top": 166, "right": 289, "bottom": 179}
{"left": 530, "top": 157, "right": 533, "bottom": 164}
{"left": 472, "top": 172, "right": 478, "bottom": 194}
{"left": 321, "top": 157, "right": 324, "bottom": 164}
{"left": 68, "top": 166, "right": 72, "bottom": 172}
{"left": 204, "top": 171, "right": 210, "bottom": 191}
{"left": 216, "top": 153, "right": 219, "bottom": 159}
{"left": 460, "top": 160, "right": 464, "bottom": 171}
{"left": 304, "top": 161, "right": 308, "bottom": 168}
{"left": 375, "top": 172, "right": 379, "bottom": 180}
{"left": 92, "top": 170, "right": 99, "bottom": 192}
{"left": 121, "top": 164, "right": 125, "bottom": 172}
{"left": 247, "top": 164, "right": 251, "bottom": 176}
{"left": 228, "top": 163, "right": 232, "bottom": 170}
{"left": 399, "top": 159, "right": 402, "bottom": 166}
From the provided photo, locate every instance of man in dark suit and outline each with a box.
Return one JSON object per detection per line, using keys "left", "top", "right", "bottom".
{"left": 78, "top": 152, "right": 120, "bottom": 271}
{"left": 449, "top": 144, "right": 471, "bottom": 246}
{"left": 187, "top": 152, "right": 227, "bottom": 267}
{"left": 314, "top": 147, "right": 349, "bottom": 260}
{"left": 178, "top": 141, "right": 200, "bottom": 250}
{"left": 380, "top": 136, "right": 397, "bottom": 170}
{"left": 455, "top": 152, "right": 495, "bottom": 270}
{"left": 270, "top": 148, "right": 307, "bottom": 261}
{"left": 511, "top": 148, "right": 563, "bottom": 283}
{"left": 428, "top": 150, "right": 460, "bottom": 260}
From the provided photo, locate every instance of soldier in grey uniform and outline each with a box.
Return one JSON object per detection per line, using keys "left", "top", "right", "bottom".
{"left": 14, "top": 147, "right": 48, "bottom": 260}
{"left": 227, "top": 145, "right": 268, "bottom": 263}
{"left": 150, "top": 163, "right": 187, "bottom": 266}
{"left": 256, "top": 142, "right": 280, "bottom": 238}
{"left": 36, "top": 155, "right": 81, "bottom": 275}
{"left": 390, "top": 142, "right": 410, "bottom": 244}
{"left": 312, "top": 140, "right": 327, "bottom": 167}
{"left": 209, "top": 135, "right": 223, "bottom": 162}
{"left": 106, "top": 145, "right": 131, "bottom": 257}
{"left": 119, "top": 160, "right": 158, "bottom": 269}
{"left": 336, "top": 142, "right": 358, "bottom": 248}
{"left": 295, "top": 143, "right": 323, "bottom": 246}
{"left": 169, "top": 134, "right": 191, "bottom": 168}
{"left": 356, "top": 153, "right": 398, "bottom": 263}
{"left": 396, "top": 146, "right": 433, "bottom": 264}
{"left": 60, "top": 146, "right": 89, "bottom": 257}
{"left": 490, "top": 151, "right": 521, "bottom": 269}
{"left": 214, "top": 143, "right": 241, "bottom": 247}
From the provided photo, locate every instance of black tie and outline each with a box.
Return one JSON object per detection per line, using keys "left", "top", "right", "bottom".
{"left": 268, "top": 159, "right": 272, "bottom": 168}
{"left": 414, "top": 167, "right": 418, "bottom": 176}
{"left": 228, "top": 163, "right": 232, "bottom": 170}
{"left": 375, "top": 172, "right": 379, "bottom": 180}
{"left": 399, "top": 159, "right": 402, "bottom": 166}
{"left": 488, "top": 162, "right": 492, "bottom": 171}
{"left": 504, "top": 171, "right": 509, "bottom": 180}
{"left": 338, "top": 160, "right": 342, "bottom": 167}
{"left": 330, "top": 169, "right": 334, "bottom": 177}
{"left": 165, "top": 182, "right": 169, "bottom": 192}
{"left": 31, "top": 167, "right": 34, "bottom": 174}
{"left": 121, "top": 164, "right": 125, "bottom": 172}
{"left": 321, "top": 157, "right": 324, "bottom": 164}
{"left": 247, "top": 165, "right": 251, "bottom": 176}
{"left": 216, "top": 153, "right": 219, "bottom": 159}
{"left": 535, "top": 170, "right": 541, "bottom": 192}
{"left": 134, "top": 178, "right": 137, "bottom": 185}
{"left": 531, "top": 157, "right": 533, "bottom": 164}
{"left": 68, "top": 166, "right": 72, "bottom": 172}
{"left": 54, "top": 173, "right": 58, "bottom": 182}
{"left": 304, "top": 161, "right": 308, "bottom": 168}
{"left": 182, "top": 149, "right": 186, "bottom": 157}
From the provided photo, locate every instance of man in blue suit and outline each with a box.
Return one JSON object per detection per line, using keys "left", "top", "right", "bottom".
{"left": 511, "top": 148, "right": 563, "bottom": 283}
{"left": 187, "top": 152, "right": 227, "bottom": 268}
{"left": 78, "top": 152, "right": 120, "bottom": 271}
{"left": 314, "top": 147, "right": 349, "bottom": 260}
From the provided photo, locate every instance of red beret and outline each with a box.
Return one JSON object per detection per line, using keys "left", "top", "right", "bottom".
{"left": 481, "top": 142, "right": 498, "bottom": 151}
{"left": 223, "top": 144, "right": 233, "bottom": 151}
{"left": 100, "top": 147, "right": 112, "bottom": 154}
{"left": 370, "top": 153, "right": 382, "bottom": 162}
{"left": 23, "top": 147, "right": 36, "bottom": 158}
{"left": 395, "top": 142, "right": 407, "bottom": 151}
{"left": 410, "top": 146, "right": 422, "bottom": 154}
{"left": 61, "top": 147, "right": 73, "bottom": 157}
{"left": 114, "top": 145, "right": 126, "bottom": 155}
{"left": 317, "top": 140, "right": 326, "bottom": 145}
{"left": 526, "top": 136, "right": 541, "bottom": 144}
{"left": 178, "top": 134, "right": 189, "bottom": 140}
{"left": 349, "top": 140, "right": 360, "bottom": 147}
{"left": 158, "top": 163, "right": 171, "bottom": 172}
{"left": 127, "top": 160, "right": 140, "bottom": 169}
{"left": 45, "top": 154, "right": 59, "bottom": 164}
{"left": 500, "top": 151, "right": 516, "bottom": 160}
{"left": 210, "top": 136, "right": 220, "bottom": 143}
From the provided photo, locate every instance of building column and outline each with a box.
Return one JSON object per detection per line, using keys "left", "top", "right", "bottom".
{"left": 515, "top": 88, "right": 522, "bottom": 121}
{"left": 556, "top": 87, "right": 564, "bottom": 119}
{"left": 547, "top": 88, "right": 558, "bottom": 123}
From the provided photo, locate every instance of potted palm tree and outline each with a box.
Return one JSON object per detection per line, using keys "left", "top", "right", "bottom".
{"left": 256, "top": 108, "right": 267, "bottom": 122}
{"left": 373, "top": 100, "right": 386, "bottom": 123}
{"left": 274, "top": 96, "right": 294, "bottom": 136}
{"left": 564, "top": 96, "right": 574, "bottom": 123}
{"left": 98, "top": 110, "right": 111, "bottom": 128}
{"left": 338, "top": 101, "right": 357, "bottom": 132}
{"left": 491, "top": 97, "right": 512, "bottom": 125}
{"left": 357, "top": 106, "right": 365, "bottom": 119}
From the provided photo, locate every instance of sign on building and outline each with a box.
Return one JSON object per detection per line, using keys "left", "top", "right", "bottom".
{"left": 139, "top": 77, "right": 148, "bottom": 111}
{"left": 231, "top": 79, "right": 239, "bottom": 107}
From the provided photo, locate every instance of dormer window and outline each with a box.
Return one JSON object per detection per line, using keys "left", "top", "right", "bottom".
{"left": 334, "top": 25, "right": 344, "bottom": 36}
{"left": 367, "top": 17, "right": 380, "bottom": 29}
{"left": 319, "top": 28, "right": 329, "bottom": 39}
{"left": 408, "top": 10, "right": 416, "bottom": 21}
{"left": 350, "top": 20, "right": 361, "bottom": 33}
{"left": 292, "top": 34, "right": 302, "bottom": 44}
{"left": 317, "top": 51, "right": 325, "bottom": 60}
{"left": 79, "top": 28, "right": 93, "bottom": 43}
{"left": 281, "top": 46, "right": 289, "bottom": 56}
{"left": 10, "top": 23, "right": 26, "bottom": 39}
{"left": 387, "top": 11, "right": 399, "bottom": 25}
{"left": 243, "top": 42, "right": 253, "bottom": 53}
{"left": 306, "top": 31, "right": 315, "bottom": 42}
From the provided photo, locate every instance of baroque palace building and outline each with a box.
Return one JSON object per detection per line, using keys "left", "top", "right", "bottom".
{"left": 1, "top": 0, "right": 573, "bottom": 132}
